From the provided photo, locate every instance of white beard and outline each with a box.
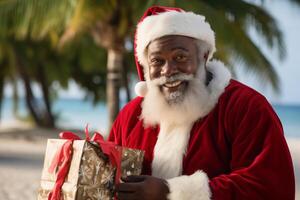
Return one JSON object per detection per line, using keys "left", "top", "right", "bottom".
{"left": 141, "top": 62, "right": 214, "bottom": 128}
{"left": 140, "top": 59, "right": 232, "bottom": 179}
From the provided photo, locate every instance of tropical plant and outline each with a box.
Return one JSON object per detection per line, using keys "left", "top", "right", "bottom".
{"left": 0, "top": 34, "right": 110, "bottom": 127}
{"left": 159, "top": 0, "right": 300, "bottom": 91}
{"left": 0, "top": 0, "right": 299, "bottom": 129}
{"left": 0, "top": 0, "right": 157, "bottom": 129}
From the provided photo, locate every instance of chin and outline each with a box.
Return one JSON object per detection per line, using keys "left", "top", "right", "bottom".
{"left": 141, "top": 73, "right": 211, "bottom": 127}
{"left": 141, "top": 59, "right": 231, "bottom": 128}
{"left": 162, "top": 82, "right": 188, "bottom": 105}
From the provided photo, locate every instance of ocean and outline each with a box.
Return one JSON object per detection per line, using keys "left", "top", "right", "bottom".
{"left": 1, "top": 97, "right": 300, "bottom": 137}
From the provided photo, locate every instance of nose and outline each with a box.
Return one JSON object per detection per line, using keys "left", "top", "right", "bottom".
{"left": 161, "top": 60, "right": 178, "bottom": 77}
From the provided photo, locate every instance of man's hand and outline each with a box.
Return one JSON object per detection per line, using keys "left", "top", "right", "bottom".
{"left": 115, "top": 175, "right": 169, "bottom": 200}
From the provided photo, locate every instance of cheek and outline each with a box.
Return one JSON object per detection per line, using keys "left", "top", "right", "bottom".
{"left": 149, "top": 67, "right": 161, "bottom": 79}
{"left": 190, "top": 58, "right": 199, "bottom": 74}
{"left": 185, "top": 66, "right": 196, "bottom": 73}
{"left": 180, "top": 61, "right": 198, "bottom": 74}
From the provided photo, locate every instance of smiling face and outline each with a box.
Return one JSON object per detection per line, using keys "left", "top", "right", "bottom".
{"left": 146, "top": 35, "right": 201, "bottom": 103}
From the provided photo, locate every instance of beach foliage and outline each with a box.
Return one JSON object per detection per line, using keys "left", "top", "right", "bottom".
{"left": 0, "top": 0, "right": 299, "bottom": 128}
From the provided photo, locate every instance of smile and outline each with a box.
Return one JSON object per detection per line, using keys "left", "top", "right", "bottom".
{"left": 163, "top": 80, "right": 183, "bottom": 88}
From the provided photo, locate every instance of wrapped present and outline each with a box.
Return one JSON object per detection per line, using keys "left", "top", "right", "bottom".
{"left": 38, "top": 127, "right": 144, "bottom": 200}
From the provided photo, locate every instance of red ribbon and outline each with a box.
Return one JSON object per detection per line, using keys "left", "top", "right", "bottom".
{"left": 47, "top": 125, "right": 122, "bottom": 200}
{"left": 48, "top": 140, "right": 73, "bottom": 200}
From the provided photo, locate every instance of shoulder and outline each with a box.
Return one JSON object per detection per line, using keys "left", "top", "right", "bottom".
{"left": 219, "top": 79, "right": 270, "bottom": 109}
{"left": 218, "top": 79, "right": 282, "bottom": 135}
{"left": 223, "top": 79, "right": 264, "bottom": 99}
{"left": 119, "top": 96, "right": 143, "bottom": 118}
{"left": 218, "top": 79, "right": 278, "bottom": 125}
{"left": 112, "top": 96, "right": 143, "bottom": 129}
{"left": 109, "top": 96, "right": 144, "bottom": 143}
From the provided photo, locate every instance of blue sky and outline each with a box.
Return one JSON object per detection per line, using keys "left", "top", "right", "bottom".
{"left": 4, "top": 1, "right": 300, "bottom": 105}
{"left": 237, "top": 1, "right": 300, "bottom": 104}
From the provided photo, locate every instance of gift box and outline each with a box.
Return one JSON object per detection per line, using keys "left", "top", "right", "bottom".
{"left": 37, "top": 128, "right": 144, "bottom": 200}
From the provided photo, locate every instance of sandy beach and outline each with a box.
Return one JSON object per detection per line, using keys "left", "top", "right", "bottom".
{"left": 0, "top": 123, "right": 299, "bottom": 199}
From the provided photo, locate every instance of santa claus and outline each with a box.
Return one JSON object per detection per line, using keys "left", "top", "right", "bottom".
{"left": 110, "top": 6, "right": 295, "bottom": 200}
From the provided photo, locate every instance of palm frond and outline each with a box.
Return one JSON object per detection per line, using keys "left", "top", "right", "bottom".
{"left": 0, "top": 0, "right": 76, "bottom": 40}
{"left": 219, "top": 19, "right": 280, "bottom": 91}
{"left": 172, "top": 0, "right": 280, "bottom": 91}
{"left": 199, "top": 0, "right": 286, "bottom": 59}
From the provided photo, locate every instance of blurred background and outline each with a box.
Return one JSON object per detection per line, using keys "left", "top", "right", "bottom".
{"left": 0, "top": 0, "right": 299, "bottom": 199}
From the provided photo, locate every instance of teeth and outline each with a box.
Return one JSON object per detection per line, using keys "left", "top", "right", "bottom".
{"left": 164, "top": 81, "right": 182, "bottom": 88}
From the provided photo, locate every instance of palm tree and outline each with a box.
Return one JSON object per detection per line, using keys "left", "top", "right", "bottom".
{"left": 1, "top": 0, "right": 299, "bottom": 129}
{"left": 55, "top": 0, "right": 157, "bottom": 129}
{"left": 61, "top": 0, "right": 299, "bottom": 128}
{"left": 0, "top": 38, "right": 59, "bottom": 127}
{"left": 0, "top": 0, "right": 156, "bottom": 129}
{"left": 159, "top": 0, "right": 299, "bottom": 91}
{"left": 0, "top": 39, "right": 19, "bottom": 122}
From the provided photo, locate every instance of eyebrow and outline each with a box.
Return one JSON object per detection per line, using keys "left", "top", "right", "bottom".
{"left": 171, "top": 46, "right": 189, "bottom": 52}
{"left": 148, "top": 51, "right": 162, "bottom": 56}
{"left": 148, "top": 47, "right": 189, "bottom": 57}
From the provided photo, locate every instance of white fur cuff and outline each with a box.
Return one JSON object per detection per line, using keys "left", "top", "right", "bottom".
{"left": 167, "top": 170, "right": 211, "bottom": 200}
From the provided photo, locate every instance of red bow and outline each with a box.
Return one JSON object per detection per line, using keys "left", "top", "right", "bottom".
{"left": 48, "top": 125, "right": 122, "bottom": 200}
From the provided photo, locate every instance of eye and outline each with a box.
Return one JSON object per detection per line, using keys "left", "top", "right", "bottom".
{"left": 175, "top": 54, "right": 187, "bottom": 62}
{"left": 150, "top": 58, "right": 164, "bottom": 66}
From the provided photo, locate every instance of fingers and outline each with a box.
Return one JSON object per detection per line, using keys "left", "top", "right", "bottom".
{"left": 122, "top": 175, "right": 148, "bottom": 182}
{"left": 117, "top": 191, "right": 139, "bottom": 200}
{"left": 116, "top": 182, "right": 140, "bottom": 192}
{"left": 116, "top": 182, "right": 142, "bottom": 200}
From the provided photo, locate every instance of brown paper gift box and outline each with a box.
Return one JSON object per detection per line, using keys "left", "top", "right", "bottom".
{"left": 38, "top": 139, "right": 144, "bottom": 200}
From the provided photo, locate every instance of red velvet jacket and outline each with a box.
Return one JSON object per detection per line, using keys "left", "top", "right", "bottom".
{"left": 108, "top": 79, "right": 295, "bottom": 200}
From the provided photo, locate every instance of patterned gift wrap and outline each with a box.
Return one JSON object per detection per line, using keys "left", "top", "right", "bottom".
{"left": 38, "top": 139, "right": 144, "bottom": 200}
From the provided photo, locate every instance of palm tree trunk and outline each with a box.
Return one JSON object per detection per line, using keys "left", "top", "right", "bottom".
{"left": 0, "top": 75, "right": 4, "bottom": 123}
{"left": 37, "top": 65, "right": 55, "bottom": 128}
{"left": 19, "top": 67, "right": 42, "bottom": 126}
{"left": 14, "top": 48, "right": 43, "bottom": 126}
{"left": 107, "top": 48, "right": 123, "bottom": 130}
{"left": 123, "top": 60, "right": 131, "bottom": 103}
{"left": 11, "top": 75, "right": 19, "bottom": 117}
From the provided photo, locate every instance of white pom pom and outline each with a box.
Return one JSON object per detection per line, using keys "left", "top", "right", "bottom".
{"left": 135, "top": 81, "right": 148, "bottom": 97}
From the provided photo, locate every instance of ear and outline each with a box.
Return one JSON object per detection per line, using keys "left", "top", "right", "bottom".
{"left": 204, "top": 51, "right": 212, "bottom": 86}
{"left": 204, "top": 51, "right": 209, "bottom": 61}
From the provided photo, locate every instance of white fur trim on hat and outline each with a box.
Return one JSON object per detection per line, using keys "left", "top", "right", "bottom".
{"left": 135, "top": 81, "right": 148, "bottom": 97}
{"left": 136, "top": 10, "right": 215, "bottom": 72}
{"left": 167, "top": 170, "right": 211, "bottom": 200}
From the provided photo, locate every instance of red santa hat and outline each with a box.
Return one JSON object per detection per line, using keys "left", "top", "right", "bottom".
{"left": 134, "top": 6, "right": 216, "bottom": 97}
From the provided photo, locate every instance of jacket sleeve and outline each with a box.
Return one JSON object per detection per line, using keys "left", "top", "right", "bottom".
{"left": 208, "top": 93, "right": 295, "bottom": 199}
{"left": 166, "top": 93, "right": 295, "bottom": 200}
{"left": 166, "top": 170, "right": 211, "bottom": 200}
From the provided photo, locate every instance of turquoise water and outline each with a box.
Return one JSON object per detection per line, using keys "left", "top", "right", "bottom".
{"left": 1, "top": 98, "right": 300, "bottom": 137}
{"left": 272, "top": 105, "right": 300, "bottom": 138}
{"left": 1, "top": 98, "right": 110, "bottom": 133}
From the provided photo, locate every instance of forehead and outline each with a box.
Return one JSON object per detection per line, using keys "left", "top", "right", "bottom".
{"left": 147, "top": 35, "right": 197, "bottom": 55}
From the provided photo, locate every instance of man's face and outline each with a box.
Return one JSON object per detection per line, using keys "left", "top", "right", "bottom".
{"left": 147, "top": 35, "right": 200, "bottom": 103}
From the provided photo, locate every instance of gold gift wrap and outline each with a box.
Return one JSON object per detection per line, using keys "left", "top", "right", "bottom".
{"left": 38, "top": 139, "right": 144, "bottom": 200}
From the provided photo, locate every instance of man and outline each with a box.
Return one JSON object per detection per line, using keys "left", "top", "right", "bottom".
{"left": 109, "top": 6, "right": 295, "bottom": 200}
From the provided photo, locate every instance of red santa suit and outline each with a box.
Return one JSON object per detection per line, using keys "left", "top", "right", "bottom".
{"left": 108, "top": 6, "right": 295, "bottom": 200}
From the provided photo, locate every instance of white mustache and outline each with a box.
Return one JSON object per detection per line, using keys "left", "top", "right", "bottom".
{"left": 151, "top": 74, "right": 194, "bottom": 86}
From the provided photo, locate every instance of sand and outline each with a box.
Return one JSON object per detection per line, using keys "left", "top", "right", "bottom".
{"left": 0, "top": 124, "right": 299, "bottom": 199}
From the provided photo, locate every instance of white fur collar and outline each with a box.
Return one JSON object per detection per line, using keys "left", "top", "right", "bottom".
{"left": 147, "top": 59, "right": 231, "bottom": 179}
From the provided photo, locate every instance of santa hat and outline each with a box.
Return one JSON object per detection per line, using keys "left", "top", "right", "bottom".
{"left": 134, "top": 6, "right": 216, "bottom": 97}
